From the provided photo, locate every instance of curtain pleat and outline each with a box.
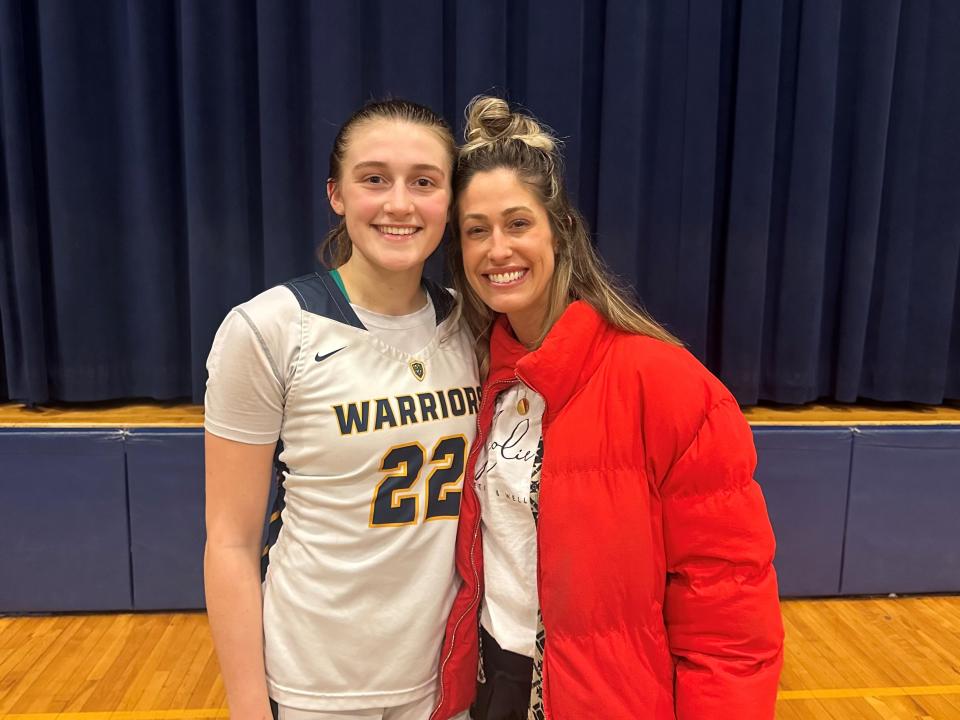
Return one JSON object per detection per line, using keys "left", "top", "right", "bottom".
{"left": 0, "top": 0, "right": 50, "bottom": 403}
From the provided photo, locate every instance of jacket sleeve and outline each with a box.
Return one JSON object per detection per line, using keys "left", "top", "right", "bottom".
{"left": 660, "top": 396, "right": 784, "bottom": 719}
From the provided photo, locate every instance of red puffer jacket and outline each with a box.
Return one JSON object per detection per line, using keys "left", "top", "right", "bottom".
{"left": 431, "top": 302, "right": 783, "bottom": 719}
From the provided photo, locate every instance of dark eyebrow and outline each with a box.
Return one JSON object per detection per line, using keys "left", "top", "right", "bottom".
{"left": 462, "top": 206, "right": 534, "bottom": 222}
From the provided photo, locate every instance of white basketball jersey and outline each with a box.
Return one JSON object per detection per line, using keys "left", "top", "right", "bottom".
{"left": 205, "top": 271, "right": 480, "bottom": 711}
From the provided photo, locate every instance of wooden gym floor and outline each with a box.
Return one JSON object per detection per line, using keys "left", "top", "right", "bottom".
{"left": 0, "top": 596, "right": 958, "bottom": 719}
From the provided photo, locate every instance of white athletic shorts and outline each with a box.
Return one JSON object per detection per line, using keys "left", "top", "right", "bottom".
{"left": 277, "top": 694, "right": 470, "bottom": 720}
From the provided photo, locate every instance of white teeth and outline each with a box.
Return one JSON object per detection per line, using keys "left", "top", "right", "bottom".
{"left": 378, "top": 226, "right": 418, "bottom": 236}
{"left": 488, "top": 270, "right": 526, "bottom": 284}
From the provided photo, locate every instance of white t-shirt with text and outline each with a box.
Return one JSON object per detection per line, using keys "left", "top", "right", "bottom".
{"left": 474, "top": 383, "right": 544, "bottom": 658}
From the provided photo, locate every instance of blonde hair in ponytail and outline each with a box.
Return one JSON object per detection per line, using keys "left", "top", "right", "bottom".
{"left": 449, "top": 96, "right": 681, "bottom": 377}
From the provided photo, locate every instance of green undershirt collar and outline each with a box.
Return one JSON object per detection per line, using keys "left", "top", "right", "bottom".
{"left": 330, "top": 268, "right": 350, "bottom": 303}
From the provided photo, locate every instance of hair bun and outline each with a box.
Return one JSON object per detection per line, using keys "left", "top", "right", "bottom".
{"left": 462, "top": 95, "right": 556, "bottom": 155}
{"left": 465, "top": 97, "right": 512, "bottom": 140}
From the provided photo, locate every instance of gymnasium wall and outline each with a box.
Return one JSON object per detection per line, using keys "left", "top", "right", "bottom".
{"left": 2, "top": 422, "right": 959, "bottom": 612}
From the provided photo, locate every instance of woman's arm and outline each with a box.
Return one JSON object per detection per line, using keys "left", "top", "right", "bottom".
{"left": 204, "top": 430, "right": 277, "bottom": 720}
{"left": 660, "top": 397, "right": 784, "bottom": 720}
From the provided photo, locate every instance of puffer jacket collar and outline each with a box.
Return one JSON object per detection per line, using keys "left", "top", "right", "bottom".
{"left": 488, "top": 300, "right": 617, "bottom": 419}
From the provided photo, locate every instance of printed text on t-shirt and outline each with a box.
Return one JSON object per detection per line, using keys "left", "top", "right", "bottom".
{"left": 474, "top": 410, "right": 539, "bottom": 504}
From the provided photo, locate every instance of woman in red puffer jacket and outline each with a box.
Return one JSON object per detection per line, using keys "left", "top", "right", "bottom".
{"left": 430, "top": 96, "right": 784, "bottom": 720}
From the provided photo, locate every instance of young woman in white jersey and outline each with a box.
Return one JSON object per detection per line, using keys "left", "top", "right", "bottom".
{"left": 204, "top": 100, "right": 478, "bottom": 720}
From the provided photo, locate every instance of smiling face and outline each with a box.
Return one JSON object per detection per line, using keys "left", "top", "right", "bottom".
{"left": 458, "top": 167, "right": 557, "bottom": 345}
{"left": 328, "top": 119, "right": 451, "bottom": 276}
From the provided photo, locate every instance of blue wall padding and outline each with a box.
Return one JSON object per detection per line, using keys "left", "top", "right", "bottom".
{"left": 841, "top": 428, "right": 960, "bottom": 595}
{"left": 126, "top": 430, "right": 206, "bottom": 610}
{"left": 126, "top": 429, "right": 276, "bottom": 610}
{"left": 4, "top": 424, "right": 960, "bottom": 611}
{"left": 752, "top": 428, "right": 852, "bottom": 597}
{"left": 0, "top": 431, "right": 132, "bottom": 612}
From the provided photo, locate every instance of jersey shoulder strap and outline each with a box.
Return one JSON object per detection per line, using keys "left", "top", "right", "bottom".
{"left": 422, "top": 277, "right": 456, "bottom": 325}
{"left": 281, "top": 271, "right": 365, "bottom": 329}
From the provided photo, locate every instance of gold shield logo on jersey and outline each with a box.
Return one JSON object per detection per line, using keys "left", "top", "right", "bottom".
{"left": 410, "top": 360, "right": 426, "bottom": 382}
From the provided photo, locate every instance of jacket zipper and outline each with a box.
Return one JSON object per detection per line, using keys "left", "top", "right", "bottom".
{"left": 431, "top": 377, "right": 516, "bottom": 720}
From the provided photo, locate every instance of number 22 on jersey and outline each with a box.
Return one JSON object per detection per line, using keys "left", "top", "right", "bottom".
{"left": 369, "top": 434, "right": 467, "bottom": 527}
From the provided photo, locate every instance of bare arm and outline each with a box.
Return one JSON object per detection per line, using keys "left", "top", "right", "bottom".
{"left": 204, "top": 430, "right": 276, "bottom": 720}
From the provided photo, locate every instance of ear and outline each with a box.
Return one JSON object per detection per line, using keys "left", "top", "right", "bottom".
{"left": 327, "top": 178, "right": 345, "bottom": 216}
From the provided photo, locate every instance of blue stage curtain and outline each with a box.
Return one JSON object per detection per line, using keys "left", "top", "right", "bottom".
{"left": 1, "top": 0, "right": 958, "bottom": 405}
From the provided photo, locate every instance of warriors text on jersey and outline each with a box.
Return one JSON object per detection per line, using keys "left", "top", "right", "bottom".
{"left": 204, "top": 272, "right": 480, "bottom": 711}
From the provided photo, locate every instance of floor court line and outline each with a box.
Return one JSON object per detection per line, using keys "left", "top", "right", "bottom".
{"left": 6, "top": 686, "right": 960, "bottom": 719}
{"left": 778, "top": 684, "right": 960, "bottom": 700}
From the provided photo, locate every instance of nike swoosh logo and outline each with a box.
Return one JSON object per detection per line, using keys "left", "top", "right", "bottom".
{"left": 315, "top": 347, "right": 346, "bottom": 362}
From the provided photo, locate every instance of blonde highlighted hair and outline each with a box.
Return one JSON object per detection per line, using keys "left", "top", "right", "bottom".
{"left": 449, "top": 96, "right": 682, "bottom": 376}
